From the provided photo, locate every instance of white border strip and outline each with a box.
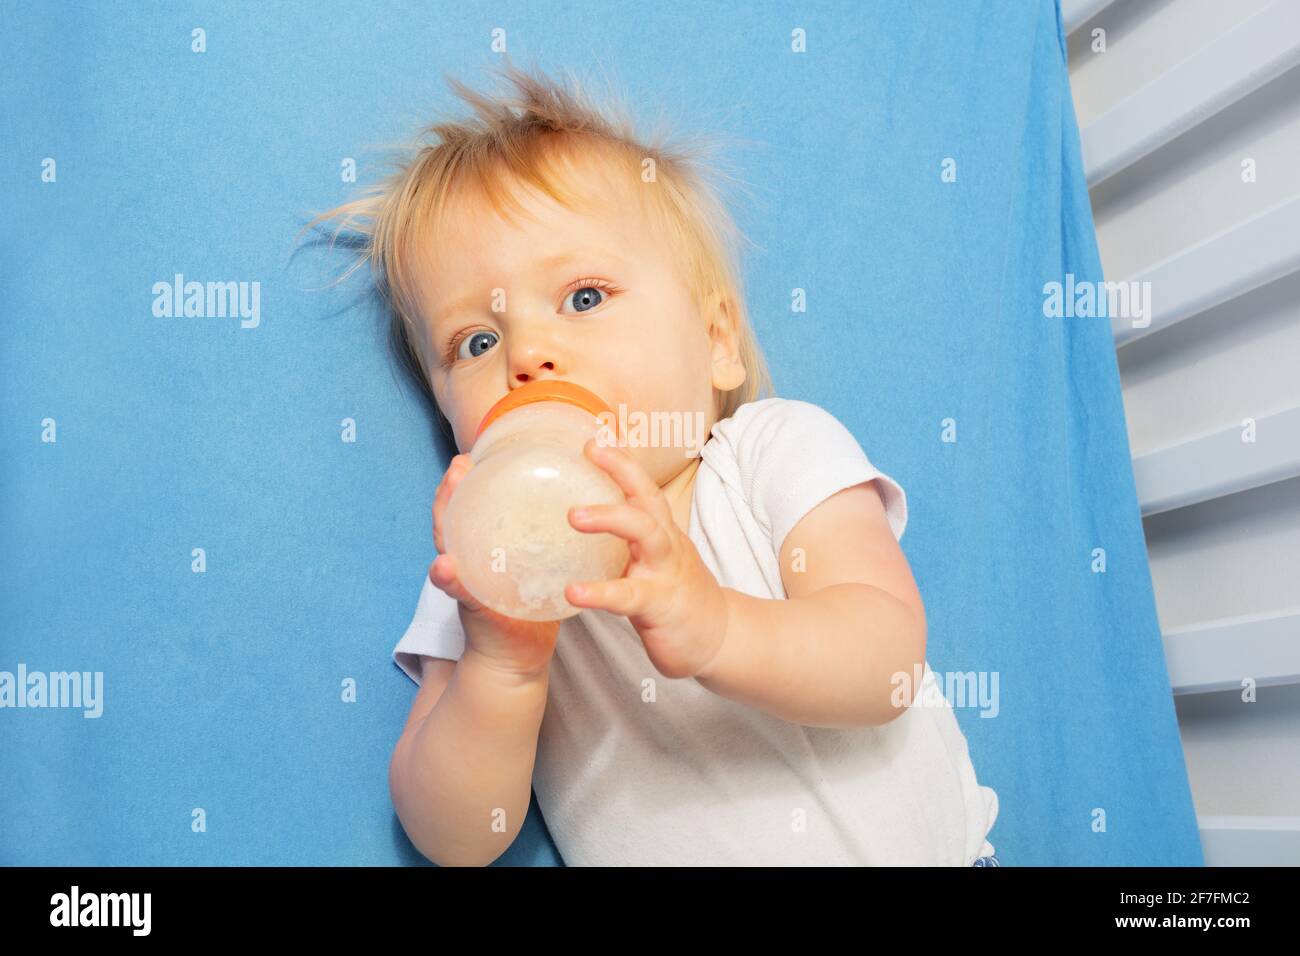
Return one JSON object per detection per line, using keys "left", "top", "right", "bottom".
{"left": 1164, "top": 608, "right": 1300, "bottom": 696}
{"left": 1114, "top": 195, "right": 1300, "bottom": 348}
{"left": 1060, "top": 0, "right": 1117, "bottom": 37}
{"left": 1081, "top": 0, "right": 1300, "bottom": 187}
{"left": 1199, "top": 816, "right": 1300, "bottom": 866}
{"left": 1132, "top": 403, "right": 1300, "bottom": 517}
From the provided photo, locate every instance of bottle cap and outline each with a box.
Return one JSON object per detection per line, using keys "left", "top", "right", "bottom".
{"left": 473, "top": 380, "right": 615, "bottom": 444}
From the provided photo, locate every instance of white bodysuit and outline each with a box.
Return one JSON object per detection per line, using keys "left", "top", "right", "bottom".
{"left": 392, "top": 397, "right": 999, "bottom": 865}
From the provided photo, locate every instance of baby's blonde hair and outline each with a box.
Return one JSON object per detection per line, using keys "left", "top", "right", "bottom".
{"left": 300, "top": 58, "right": 774, "bottom": 433}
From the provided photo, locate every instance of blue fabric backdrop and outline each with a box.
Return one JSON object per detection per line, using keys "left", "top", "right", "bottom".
{"left": 1, "top": 0, "right": 1202, "bottom": 866}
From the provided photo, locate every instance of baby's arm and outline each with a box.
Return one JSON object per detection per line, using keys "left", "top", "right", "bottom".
{"left": 694, "top": 479, "right": 927, "bottom": 729}
{"left": 388, "top": 631, "right": 549, "bottom": 867}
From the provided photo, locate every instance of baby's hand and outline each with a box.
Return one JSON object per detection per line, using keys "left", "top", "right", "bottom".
{"left": 431, "top": 454, "right": 559, "bottom": 680}
{"left": 565, "top": 439, "right": 729, "bottom": 680}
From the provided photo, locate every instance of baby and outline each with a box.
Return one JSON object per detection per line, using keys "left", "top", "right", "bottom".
{"left": 311, "top": 61, "right": 998, "bottom": 866}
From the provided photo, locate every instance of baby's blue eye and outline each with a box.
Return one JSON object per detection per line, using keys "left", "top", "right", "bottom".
{"left": 456, "top": 330, "right": 499, "bottom": 361}
{"left": 564, "top": 286, "right": 605, "bottom": 313}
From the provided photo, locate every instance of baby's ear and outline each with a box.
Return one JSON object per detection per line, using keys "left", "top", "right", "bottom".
{"left": 712, "top": 356, "right": 746, "bottom": 392}
{"left": 704, "top": 289, "right": 736, "bottom": 347}
{"left": 707, "top": 293, "right": 746, "bottom": 391}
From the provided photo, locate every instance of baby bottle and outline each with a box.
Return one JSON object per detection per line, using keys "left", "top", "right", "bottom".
{"left": 441, "top": 380, "right": 631, "bottom": 621}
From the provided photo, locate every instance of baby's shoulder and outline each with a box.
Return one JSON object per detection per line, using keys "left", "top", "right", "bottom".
{"left": 711, "top": 397, "right": 849, "bottom": 448}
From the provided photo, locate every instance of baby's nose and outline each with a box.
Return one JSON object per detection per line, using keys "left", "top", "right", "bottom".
{"left": 514, "top": 358, "right": 556, "bottom": 384}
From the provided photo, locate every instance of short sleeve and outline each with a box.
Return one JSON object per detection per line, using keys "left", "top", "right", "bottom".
{"left": 716, "top": 398, "right": 908, "bottom": 555}
{"left": 391, "top": 572, "right": 466, "bottom": 684}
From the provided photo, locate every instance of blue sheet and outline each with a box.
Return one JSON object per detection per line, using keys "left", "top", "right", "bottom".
{"left": 0, "top": 0, "right": 1202, "bottom": 866}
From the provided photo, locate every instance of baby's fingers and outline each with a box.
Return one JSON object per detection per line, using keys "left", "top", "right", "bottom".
{"left": 428, "top": 552, "right": 484, "bottom": 614}
{"left": 432, "top": 453, "right": 474, "bottom": 553}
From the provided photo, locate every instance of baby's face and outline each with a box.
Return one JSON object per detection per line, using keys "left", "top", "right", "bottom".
{"left": 414, "top": 159, "right": 732, "bottom": 487}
